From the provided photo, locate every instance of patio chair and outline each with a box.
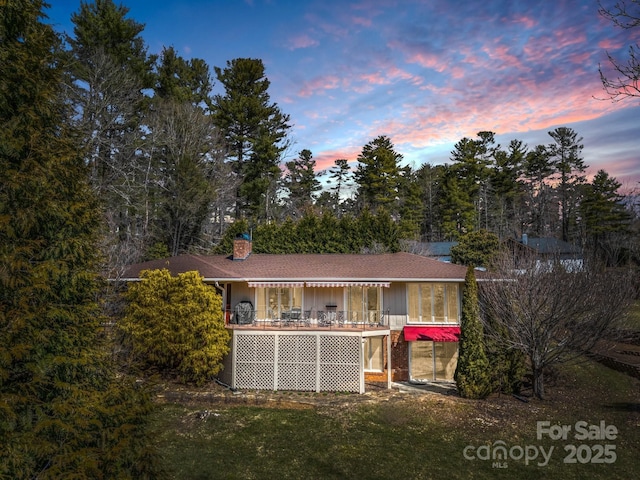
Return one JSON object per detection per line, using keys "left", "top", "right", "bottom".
{"left": 302, "top": 309, "right": 312, "bottom": 327}
{"left": 317, "top": 310, "right": 331, "bottom": 327}
{"left": 288, "top": 307, "right": 301, "bottom": 326}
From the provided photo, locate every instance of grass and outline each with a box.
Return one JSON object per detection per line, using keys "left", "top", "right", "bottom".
{"left": 148, "top": 357, "right": 639, "bottom": 480}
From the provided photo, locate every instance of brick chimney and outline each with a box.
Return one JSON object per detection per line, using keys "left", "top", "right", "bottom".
{"left": 233, "top": 233, "right": 252, "bottom": 260}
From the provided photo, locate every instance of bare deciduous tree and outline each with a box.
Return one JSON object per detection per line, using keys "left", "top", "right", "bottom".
{"left": 479, "top": 251, "right": 635, "bottom": 399}
{"left": 598, "top": 0, "right": 640, "bottom": 101}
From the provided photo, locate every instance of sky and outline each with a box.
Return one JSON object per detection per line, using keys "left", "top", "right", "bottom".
{"left": 46, "top": 0, "right": 640, "bottom": 189}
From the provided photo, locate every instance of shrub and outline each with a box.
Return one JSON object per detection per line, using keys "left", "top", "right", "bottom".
{"left": 121, "top": 269, "right": 230, "bottom": 385}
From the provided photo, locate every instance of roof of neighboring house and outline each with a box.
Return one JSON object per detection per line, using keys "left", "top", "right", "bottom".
{"left": 425, "top": 242, "right": 458, "bottom": 257}
{"left": 120, "top": 252, "right": 469, "bottom": 283}
{"left": 510, "top": 237, "right": 582, "bottom": 255}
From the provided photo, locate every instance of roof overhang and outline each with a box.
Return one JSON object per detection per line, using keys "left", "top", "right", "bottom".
{"left": 247, "top": 282, "right": 305, "bottom": 288}
{"left": 305, "top": 281, "right": 390, "bottom": 288}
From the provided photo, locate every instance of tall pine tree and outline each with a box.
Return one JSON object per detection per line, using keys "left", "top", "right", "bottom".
{"left": 0, "top": 2, "right": 161, "bottom": 477}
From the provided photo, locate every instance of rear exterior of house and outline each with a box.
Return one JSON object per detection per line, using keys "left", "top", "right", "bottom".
{"left": 121, "top": 237, "right": 468, "bottom": 393}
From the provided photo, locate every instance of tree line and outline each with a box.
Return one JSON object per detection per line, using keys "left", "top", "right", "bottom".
{"left": 24, "top": 0, "right": 634, "bottom": 273}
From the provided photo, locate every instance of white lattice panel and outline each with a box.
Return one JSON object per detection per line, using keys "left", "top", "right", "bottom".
{"left": 235, "top": 335, "right": 275, "bottom": 389}
{"left": 319, "top": 336, "right": 360, "bottom": 392}
{"left": 320, "top": 336, "right": 360, "bottom": 364}
{"left": 278, "top": 335, "right": 316, "bottom": 363}
{"left": 232, "top": 332, "right": 362, "bottom": 393}
{"left": 235, "top": 335, "right": 275, "bottom": 363}
{"left": 277, "top": 335, "right": 317, "bottom": 391}
{"left": 320, "top": 364, "right": 360, "bottom": 392}
{"left": 277, "top": 363, "right": 317, "bottom": 391}
{"left": 236, "top": 362, "right": 274, "bottom": 390}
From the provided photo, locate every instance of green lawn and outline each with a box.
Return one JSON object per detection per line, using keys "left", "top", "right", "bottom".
{"left": 148, "top": 357, "right": 639, "bottom": 480}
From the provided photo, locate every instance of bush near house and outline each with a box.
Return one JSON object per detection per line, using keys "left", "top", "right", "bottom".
{"left": 120, "top": 269, "right": 230, "bottom": 385}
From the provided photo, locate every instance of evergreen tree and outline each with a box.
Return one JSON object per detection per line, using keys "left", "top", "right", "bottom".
{"left": 449, "top": 132, "right": 496, "bottom": 232}
{"left": 328, "top": 158, "right": 352, "bottom": 213}
{"left": 284, "top": 149, "right": 321, "bottom": 216}
{"left": 354, "top": 135, "right": 403, "bottom": 213}
{"left": 454, "top": 266, "right": 491, "bottom": 399}
{"left": 438, "top": 167, "right": 475, "bottom": 239}
{"left": 154, "top": 45, "right": 213, "bottom": 106}
{"left": 0, "top": 2, "right": 162, "bottom": 476}
{"left": 581, "top": 169, "right": 632, "bottom": 266}
{"left": 397, "top": 166, "right": 424, "bottom": 240}
{"left": 212, "top": 58, "right": 291, "bottom": 221}
{"left": 450, "top": 230, "right": 502, "bottom": 268}
{"left": 522, "top": 144, "right": 556, "bottom": 237}
{"left": 66, "top": 0, "right": 155, "bottom": 270}
{"left": 548, "top": 127, "right": 587, "bottom": 243}
{"left": 416, "top": 163, "right": 445, "bottom": 241}
{"left": 489, "top": 140, "right": 526, "bottom": 238}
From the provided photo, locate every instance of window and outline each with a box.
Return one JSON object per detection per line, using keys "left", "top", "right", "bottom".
{"left": 347, "top": 286, "right": 381, "bottom": 323}
{"left": 409, "top": 341, "right": 458, "bottom": 381}
{"left": 408, "top": 283, "right": 460, "bottom": 323}
{"left": 364, "top": 337, "right": 384, "bottom": 371}
{"left": 256, "top": 287, "right": 302, "bottom": 319}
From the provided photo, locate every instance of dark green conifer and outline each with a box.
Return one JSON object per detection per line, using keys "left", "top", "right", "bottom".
{"left": 0, "top": 2, "right": 162, "bottom": 477}
{"left": 454, "top": 266, "right": 491, "bottom": 399}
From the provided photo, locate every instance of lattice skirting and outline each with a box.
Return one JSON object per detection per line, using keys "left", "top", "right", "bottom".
{"left": 233, "top": 333, "right": 362, "bottom": 393}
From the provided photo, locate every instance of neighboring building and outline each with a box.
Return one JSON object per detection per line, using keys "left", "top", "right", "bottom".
{"left": 424, "top": 241, "right": 458, "bottom": 263}
{"left": 401, "top": 240, "right": 458, "bottom": 262}
{"left": 506, "top": 235, "right": 583, "bottom": 271}
{"left": 121, "top": 236, "right": 468, "bottom": 394}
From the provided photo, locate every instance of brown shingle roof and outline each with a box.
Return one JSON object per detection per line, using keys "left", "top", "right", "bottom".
{"left": 120, "top": 253, "right": 468, "bottom": 282}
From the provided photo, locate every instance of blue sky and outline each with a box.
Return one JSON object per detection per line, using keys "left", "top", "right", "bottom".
{"left": 46, "top": 0, "right": 639, "bottom": 188}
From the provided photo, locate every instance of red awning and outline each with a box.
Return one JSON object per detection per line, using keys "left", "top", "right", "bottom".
{"left": 403, "top": 326, "right": 461, "bottom": 342}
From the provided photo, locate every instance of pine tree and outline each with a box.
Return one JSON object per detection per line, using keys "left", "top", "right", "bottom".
{"left": 454, "top": 266, "right": 491, "bottom": 399}
{"left": 548, "top": 127, "right": 587, "bottom": 243}
{"left": 284, "top": 149, "right": 321, "bottom": 216}
{"left": 212, "top": 58, "right": 291, "bottom": 221}
{"left": 0, "top": 2, "right": 162, "bottom": 477}
{"left": 354, "top": 135, "right": 403, "bottom": 213}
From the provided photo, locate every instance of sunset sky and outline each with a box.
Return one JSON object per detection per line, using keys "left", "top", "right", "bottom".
{"left": 47, "top": 0, "right": 639, "bottom": 188}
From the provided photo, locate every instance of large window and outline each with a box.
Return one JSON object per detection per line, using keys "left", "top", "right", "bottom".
{"left": 256, "top": 287, "right": 302, "bottom": 319}
{"left": 409, "top": 341, "right": 458, "bottom": 381}
{"left": 364, "top": 337, "right": 384, "bottom": 371}
{"left": 408, "top": 283, "right": 459, "bottom": 323}
{"left": 347, "top": 286, "right": 381, "bottom": 323}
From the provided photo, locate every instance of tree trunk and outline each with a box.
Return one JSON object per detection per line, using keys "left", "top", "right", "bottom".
{"left": 532, "top": 364, "right": 545, "bottom": 400}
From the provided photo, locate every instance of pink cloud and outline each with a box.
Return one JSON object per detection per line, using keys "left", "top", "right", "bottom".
{"left": 297, "top": 75, "right": 342, "bottom": 97}
{"left": 405, "top": 51, "right": 446, "bottom": 72}
{"left": 313, "top": 147, "right": 361, "bottom": 171}
{"left": 360, "top": 71, "right": 390, "bottom": 86}
{"left": 510, "top": 14, "right": 537, "bottom": 29}
{"left": 598, "top": 38, "right": 623, "bottom": 49}
{"left": 485, "top": 43, "right": 527, "bottom": 70}
{"left": 352, "top": 16, "right": 372, "bottom": 27}
{"left": 288, "top": 34, "right": 319, "bottom": 50}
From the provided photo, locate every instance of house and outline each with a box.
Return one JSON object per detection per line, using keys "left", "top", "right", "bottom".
{"left": 506, "top": 234, "right": 583, "bottom": 271}
{"left": 121, "top": 236, "right": 469, "bottom": 394}
{"left": 401, "top": 240, "right": 458, "bottom": 262}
